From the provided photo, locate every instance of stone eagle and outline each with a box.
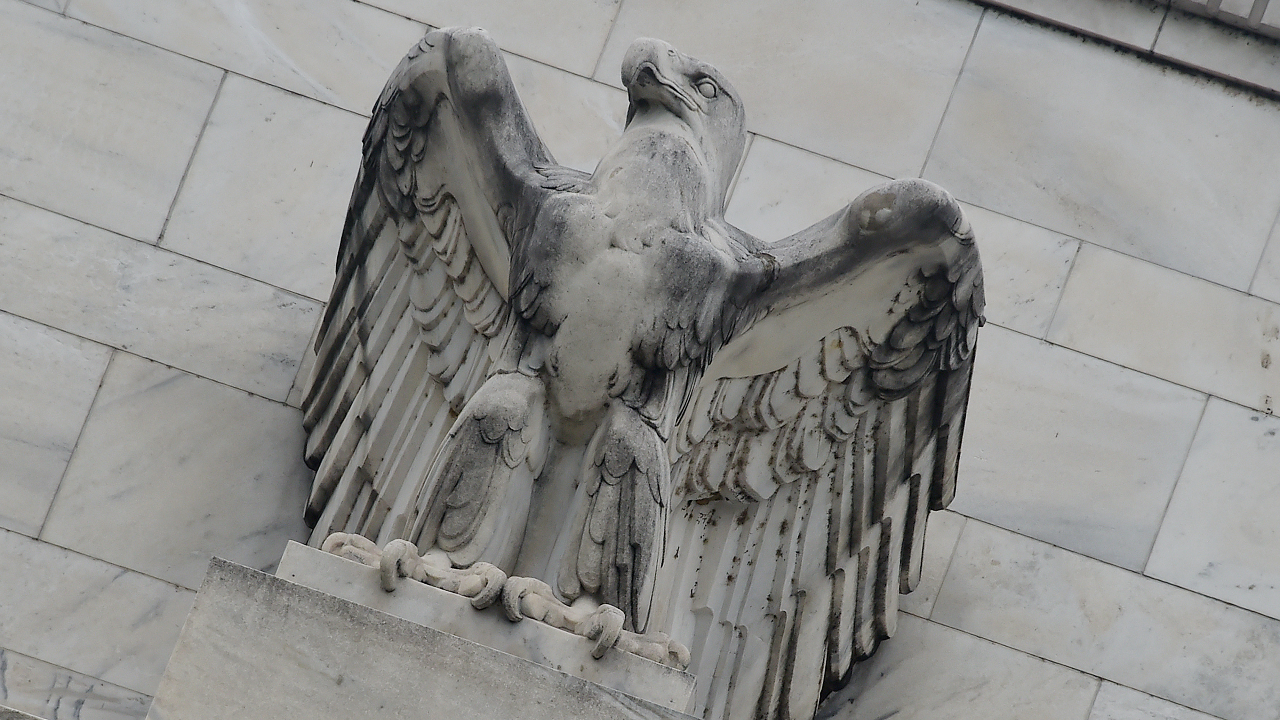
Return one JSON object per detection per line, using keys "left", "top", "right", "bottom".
{"left": 301, "top": 28, "right": 982, "bottom": 720}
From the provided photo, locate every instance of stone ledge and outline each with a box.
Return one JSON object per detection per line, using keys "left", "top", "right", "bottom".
{"left": 145, "top": 556, "right": 694, "bottom": 720}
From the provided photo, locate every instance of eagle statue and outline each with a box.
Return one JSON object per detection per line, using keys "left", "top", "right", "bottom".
{"left": 300, "top": 27, "right": 983, "bottom": 720}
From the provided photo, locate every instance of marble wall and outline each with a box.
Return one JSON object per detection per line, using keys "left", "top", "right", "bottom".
{"left": 0, "top": 1, "right": 1277, "bottom": 719}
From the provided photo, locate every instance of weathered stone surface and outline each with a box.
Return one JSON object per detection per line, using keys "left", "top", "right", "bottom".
{"left": 276, "top": 542, "right": 694, "bottom": 712}
{"left": 146, "top": 558, "right": 693, "bottom": 720}
{"left": 300, "top": 27, "right": 982, "bottom": 720}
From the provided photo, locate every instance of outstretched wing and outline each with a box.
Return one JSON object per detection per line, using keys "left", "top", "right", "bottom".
{"left": 654, "top": 179, "right": 983, "bottom": 720}
{"left": 300, "top": 28, "right": 560, "bottom": 547}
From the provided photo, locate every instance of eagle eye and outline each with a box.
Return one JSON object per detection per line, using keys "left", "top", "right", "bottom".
{"left": 695, "top": 78, "right": 718, "bottom": 99}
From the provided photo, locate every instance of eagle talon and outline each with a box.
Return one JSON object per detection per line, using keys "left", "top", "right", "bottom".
{"left": 379, "top": 539, "right": 421, "bottom": 592}
{"left": 585, "top": 605, "right": 625, "bottom": 659}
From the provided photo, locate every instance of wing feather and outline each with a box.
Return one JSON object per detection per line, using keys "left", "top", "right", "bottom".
{"left": 661, "top": 207, "right": 982, "bottom": 719}
{"left": 301, "top": 27, "right": 561, "bottom": 544}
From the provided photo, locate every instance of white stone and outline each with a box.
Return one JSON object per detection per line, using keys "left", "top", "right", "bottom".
{"left": 985, "top": 0, "right": 1167, "bottom": 48}
{"left": 161, "top": 74, "right": 365, "bottom": 301}
{"left": 146, "top": 558, "right": 694, "bottom": 720}
{"left": 931, "top": 520, "right": 1280, "bottom": 720}
{"left": 1090, "top": 682, "right": 1222, "bottom": 720}
{"left": 898, "top": 510, "right": 966, "bottom": 619}
{"left": 277, "top": 542, "right": 695, "bottom": 712}
{"left": 18, "top": 0, "right": 65, "bottom": 11}
{"left": 1049, "top": 243, "right": 1280, "bottom": 415}
{"left": 1155, "top": 11, "right": 1280, "bottom": 95}
{"left": 0, "top": 528, "right": 194, "bottom": 696}
{"left": 41, "top": 353, "right": 312, "bottom": 591}
{"left": 0, "top": 648, "right": 150, "bottom": 720}
{"left": 358, "top": 0, "right": 622, "bottom": 77}
{"left": 0, "top": 196, "right": 320, "bottom": 402}
{"left": 0, "top": 1, "right": 220, "bottom": 242}
{"left": 951, "top": 325, "right": 1206, "bottom": 570}
{"left": 503, "top": 52, "right": 628, "bottom": 174}
{"left": 67, "top": 0, "right": 427, "bottom": 114}
{"left": 926, "top": 12, "right": 1280, "bottom": 290}
{"left": 816, "top": 613, "right": 1099, "bottom": 720}
{"left": 595, "top": 0, "right": 983, "bottom": 178}
{"left": 0, "top": 312, "right": 110, "bottom": 538}
{"left": 1247, "top": 211, "right": 1280, "bottom": 304}
{"left": 1145, "top": 398, "right": 1280, "bottom": 620}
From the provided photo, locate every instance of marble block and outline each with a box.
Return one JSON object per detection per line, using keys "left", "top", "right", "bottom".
{"left": 897, "top": 510, "right": 966, "bottom": 619}
{"left": 1049, "top": 243, "right": 1280, "bottom": 415}
{"left": 1155, "top": 10, "right": 1280, "bottom": 95}
{"left": 951, "top": 325, "right": 1206, "bottom": 570}
{"left": 0, "top": 1, "right": 221, "bottom": 242}
{"left": 41, "top": 353, "right": 312, "bottom": 591}
{"left": 926, "top": 12, "right": 1280, "bottom": 290}
{"left": 1146, "top": 398, "right": 1280, "bottom": 620}
{"left": 0, "top": 528, "right": 194, "bottom": 697}
{"left": 981, "top": 0, "right": 1167, "bottom": 49}
{"left": 815, "top": 613, "right": 1098, "bottom": 720}
{"left": 0, "top": 648, "right": 150, "bottom": 720}
{"left": 146, "top": 558, "right": 694, "bottom": 720}
{"left": 1090, "top": 682, "right": 1222, "bottom": 720}
{"left": 161, "top": 74, "right": 365, "bottom": 301}
{"left": 275, "top": 542, "right": 695, "bottom": 713}
{"left": 0, "top": 312, "right": 110, "bottom": 538}
{"left": 357, "top": 0, "right": 622, "bottom": 76}
{"left": 67, "top": 0, "right": 427, "bottom": 114}
{"left": 0, "top": 196, "right": 319, "bottom": 402}
{"left": 932, "top": 520, "right": 1280, "bottom": 720}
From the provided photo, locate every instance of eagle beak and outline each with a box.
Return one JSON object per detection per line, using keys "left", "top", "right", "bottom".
{"left": 622, "top": 38, "right": 698, "bottom": 116}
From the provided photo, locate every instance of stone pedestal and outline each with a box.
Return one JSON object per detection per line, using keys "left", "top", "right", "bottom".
{"left": 145, "top": 544, "right": 696, "bottom": 720}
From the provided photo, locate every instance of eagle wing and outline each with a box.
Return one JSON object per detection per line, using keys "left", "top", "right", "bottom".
{"left": 300, "top": 28, "right": 561, "bottom": 547}
{"left": 655, "top": 179, "right": 984, "bottom": 719}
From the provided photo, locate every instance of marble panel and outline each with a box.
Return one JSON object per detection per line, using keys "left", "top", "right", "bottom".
{"left": 595, "top": 0, "right": 982, "bottom": 178}
{"left": 1247, "top": 209, "right": 1280, "bottom": 304}
{"left": 950, "top": 325, "right": 1206, "bottom": 570}
{"left": 926, "top": 12, "right": 1280, "bottom": 290}
{"left": 1090, "top": 682, "right": 1221, "bottom": 720}
{"left": 276, "top": 543, "right": 695, "bottom": 712}
{"left": 0, "top": 528, "right": 195, "bottom": 696}
{"left": 503, "top": 53, "right": 627, "bottom": 174}
{"left": 148, "top": 559, "right": 693, "bottom": 720}
{"left": 1048, "top": 243, "right": 1280, "bottom": 415}
{"left": 983, "top": 0, "right": 1166, "bottom": 49}
{"left": 67, "top": 0, "right": 426, "bottom": 114}
{"left": 1265, "top": 0, "right": 1280, "bottom": 28}
{"left": 0, "top": 196, "right": 320, "bottom": 402}
{"left": 898, "top": 510, "right": 966, "bottom": 619}
{"left": 0, "top": 1, "right": 220, "bottom": 242}
{"left": 41, "top": 353, "right": 312, "bottom": 591}
{"left": 1155, "top": 11, "right": 1280, "bottom": 94}
{"left": 357, "top": 0, "right": 620, "bottom": 77}
{"left": 1215, "top": 0, "right": 1256, "bottom": 20}
{"left": 160, "top": 75, "right": 364, "bottom": 301}
{"left": 0, "top": 648, "right": 150, "bottom": 720}
{"left": 723, "top": 136, "right": 1078, "bottom": 337}
{"left": 0, "top": 312, "right": 110, "bottom": 538}
{"left": 815, "top": 613, "right": 1098, "bottom": 720}
{"left": 19, "top": 0, "right": 66, "bottom": 12}
{"left": 1145, "top": 398, "right": 1280, "bottom": 620}
{"left": 931, "top": 521, "right": 1280, "bottom": 720}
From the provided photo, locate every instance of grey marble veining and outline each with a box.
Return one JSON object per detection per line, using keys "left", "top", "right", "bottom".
{"left": 160, "top": 74, "right": 365, "bottom": 302}
{"left": 0, "top": 0, "right": 220, "bottom": 242}
{"left": 951, "top": 325, "right": 1206, "bottom": 570}
{"left": 926, "top": 12, "right": 1280, "bottom": 290}
{"left": 0, "top": 648, "right": 150, "bottom": 720}
{"left": 0, "top": 528, "right": 195, "bottom": 697}
{"left": 1146, "top": 398, "right": 1280, "bottom": 620}
{"left": 0, "top": 312, "right": 110, "bottom": 538}
{"left": 595, "top": 0, "right": 982, "bottom": 178}
{"left": 1090, "top": 682, "right": 1223, "bottom": 720}
{"left": 816, "top": 613, "right": 1098, "bottom": 720}
{"left": 358, "top": 0, "right": 622, "bottom": 77}
{"left": 1049, "top": 243, "right": 1280, "bottom": 415}
{"left": 41, "top": 353, "right": 312, "bottom": 591}
{"left": 68, "top": 0, "right": 427, "bottom": 114}
{"left": 0, "top": 195, "right": 319, "bottom": 402}
{"left": 932, "top": 520, "right": 1280, "bottom": 720}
